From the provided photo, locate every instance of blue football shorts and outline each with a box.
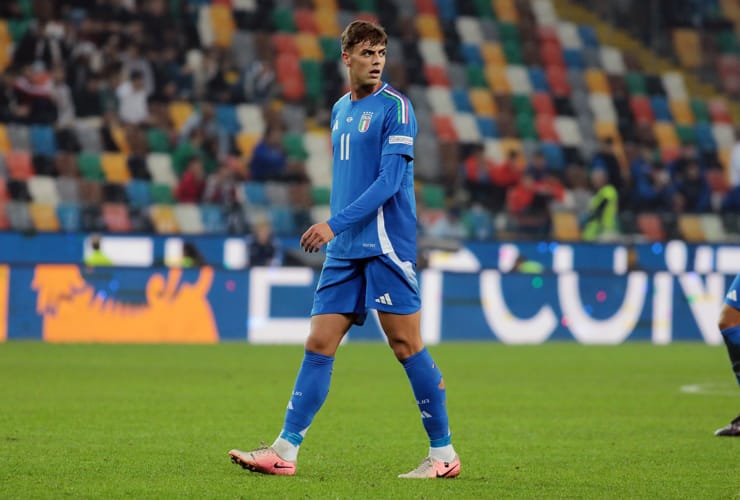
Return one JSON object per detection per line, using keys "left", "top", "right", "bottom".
{"left": 725, "top": 273, "right": 740, "bottom": 310}
{"left": 311, "top": 253, "right": 421, "bottom": 325}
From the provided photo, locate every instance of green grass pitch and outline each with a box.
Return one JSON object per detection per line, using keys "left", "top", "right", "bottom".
{"left": 1, "top": 342, "right": 738, "bottom": 499}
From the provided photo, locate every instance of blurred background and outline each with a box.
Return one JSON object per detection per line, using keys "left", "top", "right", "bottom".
{"left": 0, "top": 0, "right": 738, "bottom": 343}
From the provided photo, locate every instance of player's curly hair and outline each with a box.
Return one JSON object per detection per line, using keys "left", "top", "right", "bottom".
{"left": 340, "top": 20, "right": 387, "bottom": 53}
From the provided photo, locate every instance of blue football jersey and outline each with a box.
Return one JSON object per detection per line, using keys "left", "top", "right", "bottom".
{"left": 326, "top": 83, "right": 418, "bottom": 262}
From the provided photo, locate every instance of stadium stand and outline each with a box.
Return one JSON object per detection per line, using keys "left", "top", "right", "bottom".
{"left": 0, "top": 0, "right": 737, "bottom": 243}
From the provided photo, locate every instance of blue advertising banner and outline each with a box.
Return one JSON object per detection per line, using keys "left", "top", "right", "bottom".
{"left": 0, "top": 264, "right": 732, "bottom": 344}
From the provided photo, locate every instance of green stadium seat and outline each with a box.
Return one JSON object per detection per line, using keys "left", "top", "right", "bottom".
{"left": 272, "top": 7, "right": 296, "bottom": 32}
{"left": 625, "top": 72, "right": 647, "bottom": 95}
{"left": 150, "top": 183, "right": 175, "bottom": 204}
{"left": 78, "top": 153, "right": 105, "bottom": 181}
{"left": 422, "top": 184, "right": 446, "bottom": 209}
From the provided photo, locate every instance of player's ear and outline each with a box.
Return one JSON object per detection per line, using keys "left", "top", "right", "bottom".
{"left": 341, "top": 51, "right": 350, "bottom": 67}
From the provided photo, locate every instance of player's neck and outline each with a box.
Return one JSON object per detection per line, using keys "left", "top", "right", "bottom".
{"left": 350, "top": 81, "right": 382, "bottom": 101}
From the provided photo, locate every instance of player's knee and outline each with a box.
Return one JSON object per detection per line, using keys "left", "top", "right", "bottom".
{"left": 388, "top": 337, "right": 423, "bottom": 361}
{"left": 305, "top": 334, "right": 338, "bottom": 356}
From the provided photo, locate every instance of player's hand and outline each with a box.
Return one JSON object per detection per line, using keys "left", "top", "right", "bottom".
{"left": 300, "top": 222, "right": 335, "bottom": 253}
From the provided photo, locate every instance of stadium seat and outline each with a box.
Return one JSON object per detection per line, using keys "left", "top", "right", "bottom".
{"left": 27, "top": 176, "right": 59, "bottom": 205}
{"left": 469, "top": 88, "right": 497, "bottom": 116}
{"left": 200, "top": 204, "right": 227, "bottom": 234}
{"left": 149, "top": 204, "right": 179, "bottom": 234}
{"left": 151, "top": 183, "right": 175, "bottom": 205}
{"left": 174, "top": 203, "right": 205, "bottom": 234}
{"left": 101, "top": 153, "right": 131, "bottom": 184}
{"left": 636, "top": 213, "right": 666, "bottom": 241}
{"left": 236, "top": 104, "right": 265, "bottom": 135}
{"left": 6, "top": 201, "right": 32, "bottom": 231}
{"left": 677, "top": 214, "right": 705, "bottom": 242}
{"left": 30, "top": 125, "right": 57, "bottom": 156}
{"left": 29, "top": 202, "right": 60, "bottom": 232}
{"left": 78, "top": 152, "right": 105, "bottom": 181}
{"left": 169, "top": 102, "right": 194, "bottom": 132}
{"left": 125, "top": 179, "right": 152, "bottom": 208}
{"left": 102, "top": 203, "right": 132, "bottom": 233}
{"left": 243, "top": 182, "right": 269, "bottom": 207}
{"left": 268, "top": 205, "right": 296, "bottom": 236}
{"left": 146, "top": 154, "right": 178, "bottom": 187}
{"left": 0, "top": 124, "right": 10, "bottom": 154}
{"left": 6, "top": 151, "right": 34, "bottom": 181}
{"left": 552, "top": 210, "right": 580, "bottom": 241}
{"left": 56, "top": 202, "right": 81, "bottom": 232}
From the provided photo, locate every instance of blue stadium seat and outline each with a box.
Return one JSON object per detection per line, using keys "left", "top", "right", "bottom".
{"left": 436, "top": 0, "right": 457, "bottom": 22}
{"left": 540, "top": 142, "right": 566, "bottom": 170}
{"left": 243, "top": 182, "right": 269, "bottom": 206}
{"left": 56, "top": 202, "right": 81, "bottom": 232}
{"left": 460, "top": 44, "right": 483, "bottom": 66}
{"left": 200, "top": 204, "right": 227, "bottom": 234}
{"left": 269, "top": 206, "right": 296, "bottom": 236}
{"left": 650, "top": 96, "right": 672, "bottom": 121}
{"left": 215, "top": 104, "right": 241, "bottom": 135}
{"left": 451, "top": 88, "right": 473, "bottom": 112}
{"left": 30, "top": 125, "right": 57, "bottom": 156}
{"left": 563, "top": 49, "right": 586, "bottom": 69}
{"left": 578, "top": 25, "right": 600, "bottom": 48}
{"left": 528, "top": 67, "right": 549, "bottom": 92}
{"left": 694, "top": 123, "right": 716, "bottom": 152}
{"left": 126, "top": 179, "right": 152, "bottom": 208}
{"left": 476, "top": 117, "right": 499, "bottom": 138}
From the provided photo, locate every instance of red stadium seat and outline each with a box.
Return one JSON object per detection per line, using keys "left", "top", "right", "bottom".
{"left": 637, "top": 213, "right": 666, "bottom": 241}
{"left": 6, "top": 151, "right": 34, "bottom": 180}
{"left": 294, "top": 8, "right": 318, "bottom": 33}
{"left": 532, "top": 92, "right": 556, "bottom": 116}
{"left": 629, "top": 96, "right": 655, "bottom": 124}
{"left": 432, "top": 115, "right": 458, "bottom": 142}
{"left": 102, "top": 203, "right": 132, "bottom": 233}
{"left": 535, "top": 114, "right": 559, "bottom": 142}
{"left": 545, "top": 65, "right": 570, "bottom": 96}
{"left": 424, "top": 65, "right": 451, "bottom": 86}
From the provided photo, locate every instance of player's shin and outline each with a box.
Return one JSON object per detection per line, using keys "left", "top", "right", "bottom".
{"left": 273, "top": 350, "right": 334, "bottom": 461}
{"left": 401, "top": 348, "right": 456, "bottom": 461}
{"left": 721, "top": 325, "right": 740, "bottom": 387}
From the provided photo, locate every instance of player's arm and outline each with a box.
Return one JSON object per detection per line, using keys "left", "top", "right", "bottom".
{"left": 300, "top": 154, "right": 408, "bottom": 252}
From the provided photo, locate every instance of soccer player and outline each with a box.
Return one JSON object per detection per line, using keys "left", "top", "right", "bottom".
{"left": 716, "top": 274, "right": 740, "bottom": 436}
{"left": 228, "top": 20, "right": 460, "bottom": 478}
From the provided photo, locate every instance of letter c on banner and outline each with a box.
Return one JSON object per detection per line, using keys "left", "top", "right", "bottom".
{"left": 480, "top": 270, "right": 557, "bottom": 344}
{"left": 558, "top": 271, "right": 647, "bottom": 344}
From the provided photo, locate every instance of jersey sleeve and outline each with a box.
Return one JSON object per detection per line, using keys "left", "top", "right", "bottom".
{"left": 380, "top": 90, "right": 417, "bottom": 159}
{"left": 326, "top": 153, "right": 409, "bottom": 236}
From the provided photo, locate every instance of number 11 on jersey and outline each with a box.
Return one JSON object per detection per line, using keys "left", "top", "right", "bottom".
{"left": 339, "top": 133, "right": 350, "bottom": 161}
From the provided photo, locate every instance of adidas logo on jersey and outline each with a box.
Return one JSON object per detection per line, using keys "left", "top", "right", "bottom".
{"left": 728, "top": 290, "right": 738, "bottom": 301}
{"left": 375, "top": 293, "right": 393, "bottom": 305}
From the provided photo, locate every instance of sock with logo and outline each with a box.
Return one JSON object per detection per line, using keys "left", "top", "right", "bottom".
{"left": 721, "top": 325, "right": 740, "bottom": 387}
{"left": 273, "top": 350, "right": 334, "bottom": 462}
{"left": 401, "top": 348, "right": 456, "bottom": 461}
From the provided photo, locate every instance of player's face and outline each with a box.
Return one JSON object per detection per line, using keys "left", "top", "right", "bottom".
{"left": 343, "top": 40, "right": 386, "bottom": 89}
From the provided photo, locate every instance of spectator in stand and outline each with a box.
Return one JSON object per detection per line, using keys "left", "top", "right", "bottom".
{"left": 669, "top": 143, "right": 705, "bottom": 183}
{"left": 178, "top": 102, "right": 230, "bottom": 161}
{"left": 630, "top": 146, "right": 673, "bottom": 211}
{"left": 461, "top": 144, "right": 496, "bottom": 208}
{"left": 51, "top": 65, "right": 75, "bottom": 126}
{"left": 426, "top": 207, "right": 468, "bottom": 240}
{"left": 116, "top": 69, "right": 150, "bottom": 125}
{"left": 242, "top": 57, "right": 277, "bottom": 104}
{"left": 14, "top": 61, "right": 57, "bottom": 123}
{"left": 246, "top": 218, "right": 283, "bottom": 267}
{"left": 672, "top": 159, "right": 711, "bottom": 213}
{"left": 175, "top": 156, "right": 206, "bottom": 203}
{"left": 203, "top": 159, "right": 242, "bottom": 207}
{"left": 563, "top": 163, "right": 593, "bottom": 217}
{"left": 506, "top": 171, "right": 553, "bottom": 237}
{"left": 731, "top": 125, "right": 740, "bottom": 188}
{"left": 73, "top": 72, "right": 104, "bottom": 118}
{"left": 582, "top": 167, "right": 619, "bottom": 241}
{"left": 249, "top": 127, "right": 288, "bottom": 181}
{"left": 489, "top": 150, "right": 523, "bottom": 211}
{"left": 591, "top": 137, "right": 623, "bottom": 195}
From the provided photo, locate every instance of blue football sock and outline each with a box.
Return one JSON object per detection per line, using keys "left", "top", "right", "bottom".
{"left": 721, "top": 325, "right": 740, "bottom": 387}
{"left": 401, "top": 347, "right": 451, "bottom": 448}
{"left": 279, "top": 350, "right": 334, "bottom": 446}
